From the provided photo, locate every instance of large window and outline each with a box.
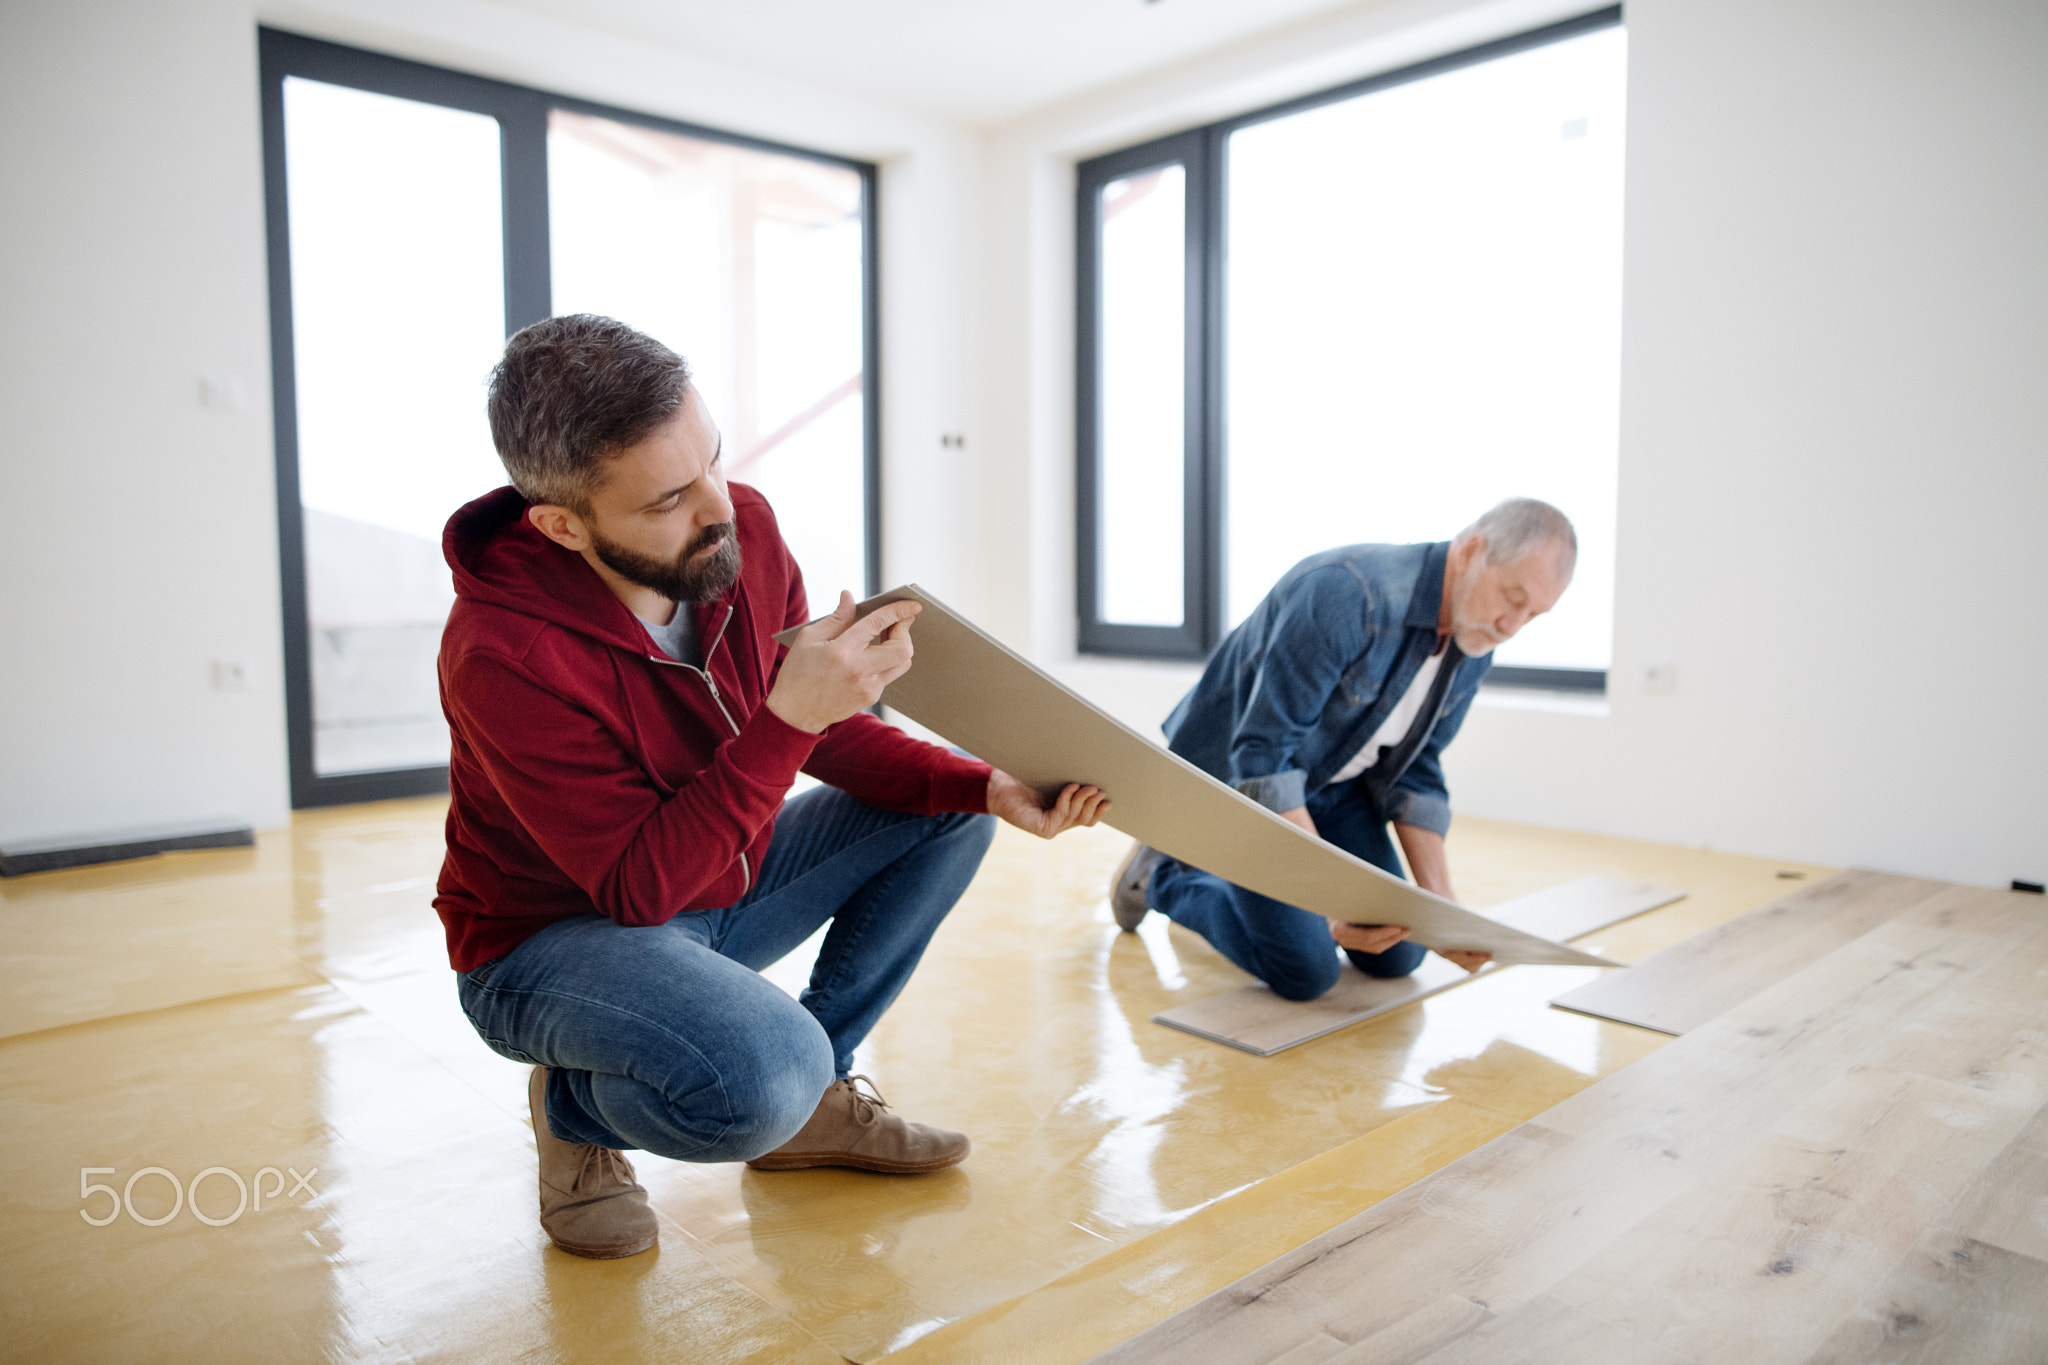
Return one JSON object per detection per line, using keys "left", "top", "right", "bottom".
{"left": 1077, "top": 9, "right": 1624, "bottom": 689}
{"left": 260, "top": 31, "right": 876, "bottom": 806}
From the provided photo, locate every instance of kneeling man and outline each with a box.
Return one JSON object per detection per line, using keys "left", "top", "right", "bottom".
{"left": 436, "top": 315, "right": 1104, "bottom": 1259}
{"left": 1111, "top": 499, "right": 1575, "bottom": 999}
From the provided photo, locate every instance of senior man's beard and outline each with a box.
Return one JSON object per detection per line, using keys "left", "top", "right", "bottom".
{"left": 591, "top": 521, "right": 742, "bottom": 605}
{"left": 1445, "top": 568, "right": 1501, "bottom": 657}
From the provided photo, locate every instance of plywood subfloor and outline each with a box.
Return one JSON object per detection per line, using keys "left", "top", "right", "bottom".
{"left": 1103, "top": 881, "right": 2048, "bottom": 1364}
{"left": 0, "top": 801, "right": 1826, "bottom": 1364}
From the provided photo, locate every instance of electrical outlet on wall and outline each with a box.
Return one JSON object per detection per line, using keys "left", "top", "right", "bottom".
{"left": 1640, "top": 658, "right": 1677, "bottom": 693}
{"left": 199, "top": 374, "right": 246, "bottom": 413}
{"left": 211, "top": 657, "right": 250, "bottom": 692}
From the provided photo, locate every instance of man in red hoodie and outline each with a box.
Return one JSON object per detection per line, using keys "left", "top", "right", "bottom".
{"left": 437, "top": 314, "right": 1107, "bottom": 1259}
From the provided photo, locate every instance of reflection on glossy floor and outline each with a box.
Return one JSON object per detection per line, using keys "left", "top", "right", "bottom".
{"left": 0, "top": 798, "right": 1831, "bottom": 1363}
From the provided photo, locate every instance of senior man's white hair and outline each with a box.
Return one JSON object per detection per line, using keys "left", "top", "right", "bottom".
{"left": 1456, "top": 497, "right": 1577, "bottom": 574}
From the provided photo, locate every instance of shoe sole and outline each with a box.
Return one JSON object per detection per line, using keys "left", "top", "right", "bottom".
{"left": 1110, "top": 844, "right": 1153, "bottom": 932}
{"left": 744, "top": 1148, "right": 968, "bottom": 1174}
{"left": 549, "top": 1231, "right": 658, "bottom": 1259}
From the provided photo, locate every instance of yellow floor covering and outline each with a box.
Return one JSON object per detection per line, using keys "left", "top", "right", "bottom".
{"left": 0, "top": 797, "right": 1830, "bottom": 1363}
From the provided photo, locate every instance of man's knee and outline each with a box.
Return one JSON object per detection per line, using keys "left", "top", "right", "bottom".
{"left": 1345, "top": 940, "right": 1427, "bottom": 979}
{"left": 703, "top": 1027, "right": 836, "bottom": 1162}
{"left": 1264, "top": 946, "right": 1344, "bottom": 1002}
{"left": 934, "top": 809, "right": 997, "bottom": 854}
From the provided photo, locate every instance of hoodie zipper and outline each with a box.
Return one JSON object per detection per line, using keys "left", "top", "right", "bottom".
{"left": 645, "top": 603, "right": 748, "bottom": 891}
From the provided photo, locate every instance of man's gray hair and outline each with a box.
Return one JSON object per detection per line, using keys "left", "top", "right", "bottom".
{"left": 1455, "top": 498, "right": 1577, "bottom": 574}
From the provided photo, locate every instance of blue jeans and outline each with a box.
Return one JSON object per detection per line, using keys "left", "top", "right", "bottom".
{"left": 457, "top": 785, "right": 995, "bottom": 1161}
{"left": 1149, "top": 779, "right": 1427, "bottom": 1000}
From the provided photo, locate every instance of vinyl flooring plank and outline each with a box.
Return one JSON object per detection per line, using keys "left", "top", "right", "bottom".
{"left": 1155, "top": 877, "right": 1682, "bottom": 1056}
{"left": 1799, "top": 1232, "right": 2048, "bottom": 1365}
{"left": 1549, "top": 867, "right": 1951, "bottom": 1034}
{"left": 1548, "top": 1067, "right": 2042, "bottom": 1365}
{"left": 1391, "top": 1294, "right": 1696, "bottom": 1365}
{"left": 1945, "top": 1100, "right": 2048, "bottom": 1262}
{"left": 1103, "top": 883, "right": 2048, "bottom": 1365}
{"left": 1094, "top": 1122, "right": 1695, "bottom": 1364}
{"left": 1538, "top": 885, "right": 2048, "bottom": 1174}
{"left": 781, "top": 588, "right": 1612, "bottom": 967}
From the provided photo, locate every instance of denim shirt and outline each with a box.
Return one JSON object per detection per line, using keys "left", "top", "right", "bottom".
{"left": 1161, "top": 541, "right": 1491, "bottom": 837}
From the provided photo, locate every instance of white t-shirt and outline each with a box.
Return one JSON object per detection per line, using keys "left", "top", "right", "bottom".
{"left": 1330, "top": 645, "right": 1447, "bottom": 783}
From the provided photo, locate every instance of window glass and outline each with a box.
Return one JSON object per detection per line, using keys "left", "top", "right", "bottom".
{"left": 548, "top": 112, "right": 868, "bottom": 606}
{"left": 283, "top": 77, "right": 507, "bottom": 775}
{"left": 1225, "top": 27, "right": 1625, "bottom": 669}
{"left": 1096, "top": 164, "right": 1188, "bottom": 628}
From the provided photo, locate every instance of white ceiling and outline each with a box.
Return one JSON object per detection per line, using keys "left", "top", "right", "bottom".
{"left": 493, "top": 0, "right": 1386, "bottom": 125}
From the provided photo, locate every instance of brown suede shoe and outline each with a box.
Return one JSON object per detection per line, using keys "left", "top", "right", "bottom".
{"left": 744, "top": 1076, "right": 969, "bottom": 1174}
{"left": 530, "top": 1066, "right": 658, "bottom": 1258}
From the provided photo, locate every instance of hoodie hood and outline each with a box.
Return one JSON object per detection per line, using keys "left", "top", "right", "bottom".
{"left": 444, "top": 484, "right": 718, "bottom": 657}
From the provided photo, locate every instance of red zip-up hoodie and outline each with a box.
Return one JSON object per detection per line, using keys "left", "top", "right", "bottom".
{"left": 432, "top": 483, "right": 993, "bottom": 972}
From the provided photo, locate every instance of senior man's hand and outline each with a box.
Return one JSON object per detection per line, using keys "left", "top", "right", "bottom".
{"left": 988, "top": 770, "right": 1109, "bottom": 839}
{"left": 1326, "top": 920, "right": 1491, "bottom": 975}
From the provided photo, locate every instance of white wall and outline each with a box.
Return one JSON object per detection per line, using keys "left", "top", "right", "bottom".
{"left": 1451, "top": 0, "right": 2048, "bottom": 887}
{"left": 0, "top": 0, "right": 288, "bottom": 845}
{"left": 981, "top": 0, "right": 2048, "bottom": 888}
{"left": 0, "top": 0, "right": 986, "bottom": 845}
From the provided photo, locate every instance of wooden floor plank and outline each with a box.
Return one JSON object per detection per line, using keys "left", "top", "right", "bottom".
{"left": 793, "top": 588, "right": 1614, "bottom": 967}
{"left": 1946, "top": 1102, "right": 2048, "bottom": 1263}
{"left": 1396, "top": 1294, "right": 1694, "bottom": 1365}
{"left": 1549, "top": 1067, "right": 2042, "bottom": 1364}
{"left": 1799, "top": 1232, "right": 2048, "bottom": 1365}
{"left": 1101, "top": 881, "right": 2048, "bottom": 1365}
{"left": 1548, "top": 868, "right": 1950, "bottom": 1034}
{"left": 1156, "top": 876, "right": 1683, "bottom": 1056}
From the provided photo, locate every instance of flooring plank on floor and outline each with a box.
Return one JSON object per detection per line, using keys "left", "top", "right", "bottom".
{"left": 1097, "top": 883, "right": 2048, "bottom": 1365}
{"left": 1547, "top": 867, "right": 1950, "bottom": 1035}
{"left": 1155, "top": 876, "right": 1682, "bottom": 1056}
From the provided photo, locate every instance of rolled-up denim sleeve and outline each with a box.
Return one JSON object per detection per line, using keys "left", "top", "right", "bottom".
{"left": 1226, "top": 568, "right": 1366, "bottom": 808}
{"left": 1385, "top": 672, "right": 1480, "bottom": 837}
{"left": 1235, "top": 770, "right": 1308, "bottom": 814}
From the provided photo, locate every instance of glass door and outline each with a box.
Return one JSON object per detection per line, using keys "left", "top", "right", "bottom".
{"left": 280, "top": 76, "right": 508, "bottom": 781}
{"left": 260, "top": 31, "right": 877, "bottom": 806}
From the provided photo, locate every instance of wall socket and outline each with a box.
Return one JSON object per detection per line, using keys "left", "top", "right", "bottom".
{"left": 199, "top": 374, "right": 246, "bottom": 413}
{"left": 1640, "top": 658, "right": 1678, "bottom": 693}
{"left": 211, "top": 657, "right": 249, "bottom": 692}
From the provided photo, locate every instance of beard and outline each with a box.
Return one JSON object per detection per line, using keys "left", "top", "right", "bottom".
{"left": 590, "top": 520, "right": 742, "bottom": 605}
{"left": 1446, "top": 573, "right": 1501, "bottom": 657}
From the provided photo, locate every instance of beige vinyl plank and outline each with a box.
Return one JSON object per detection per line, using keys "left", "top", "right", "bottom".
{"left": 1945, "top": 1101, "right": 2048, "bottom": 1263}
{"left": 1550, "top": 1067, "right": 2043, "bottom": 1364}
{"left": 1798, "top": 1232, "right": 2048, "bottom": 1365}
{"left": 1101, "top": 882, "right": 2048, "bottom": 1364}
{"left": 780, "top": 587, "right": 1613, "bottom": 967}
{"left": 1548, "top": 867, "right": 1950, "bottom": 1034}
{"left": 1156, "top": 876, "right": 1681, "bottom": 1056}
{"left": 1382, "top": 1294, "right": 1694, "bottom": 1365}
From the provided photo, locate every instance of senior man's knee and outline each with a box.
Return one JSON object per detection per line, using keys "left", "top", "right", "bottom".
{"left": 1345, "top": 939, "right": 1427, "bottom": 979}
{"left": 1263, "top": 947, "right": 1344, "bottom": 1002}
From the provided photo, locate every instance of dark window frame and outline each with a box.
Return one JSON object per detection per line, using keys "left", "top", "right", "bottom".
{"left": 1074, "top": 6, "right": 1622, "bottom": 692}
{"left": 258, "top": 28, "right": 881, "bottom": 807}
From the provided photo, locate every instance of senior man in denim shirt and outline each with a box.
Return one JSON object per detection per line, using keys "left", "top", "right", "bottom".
{"left": 1111, "top": 498, "right": 1576, "bottom": 1001}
